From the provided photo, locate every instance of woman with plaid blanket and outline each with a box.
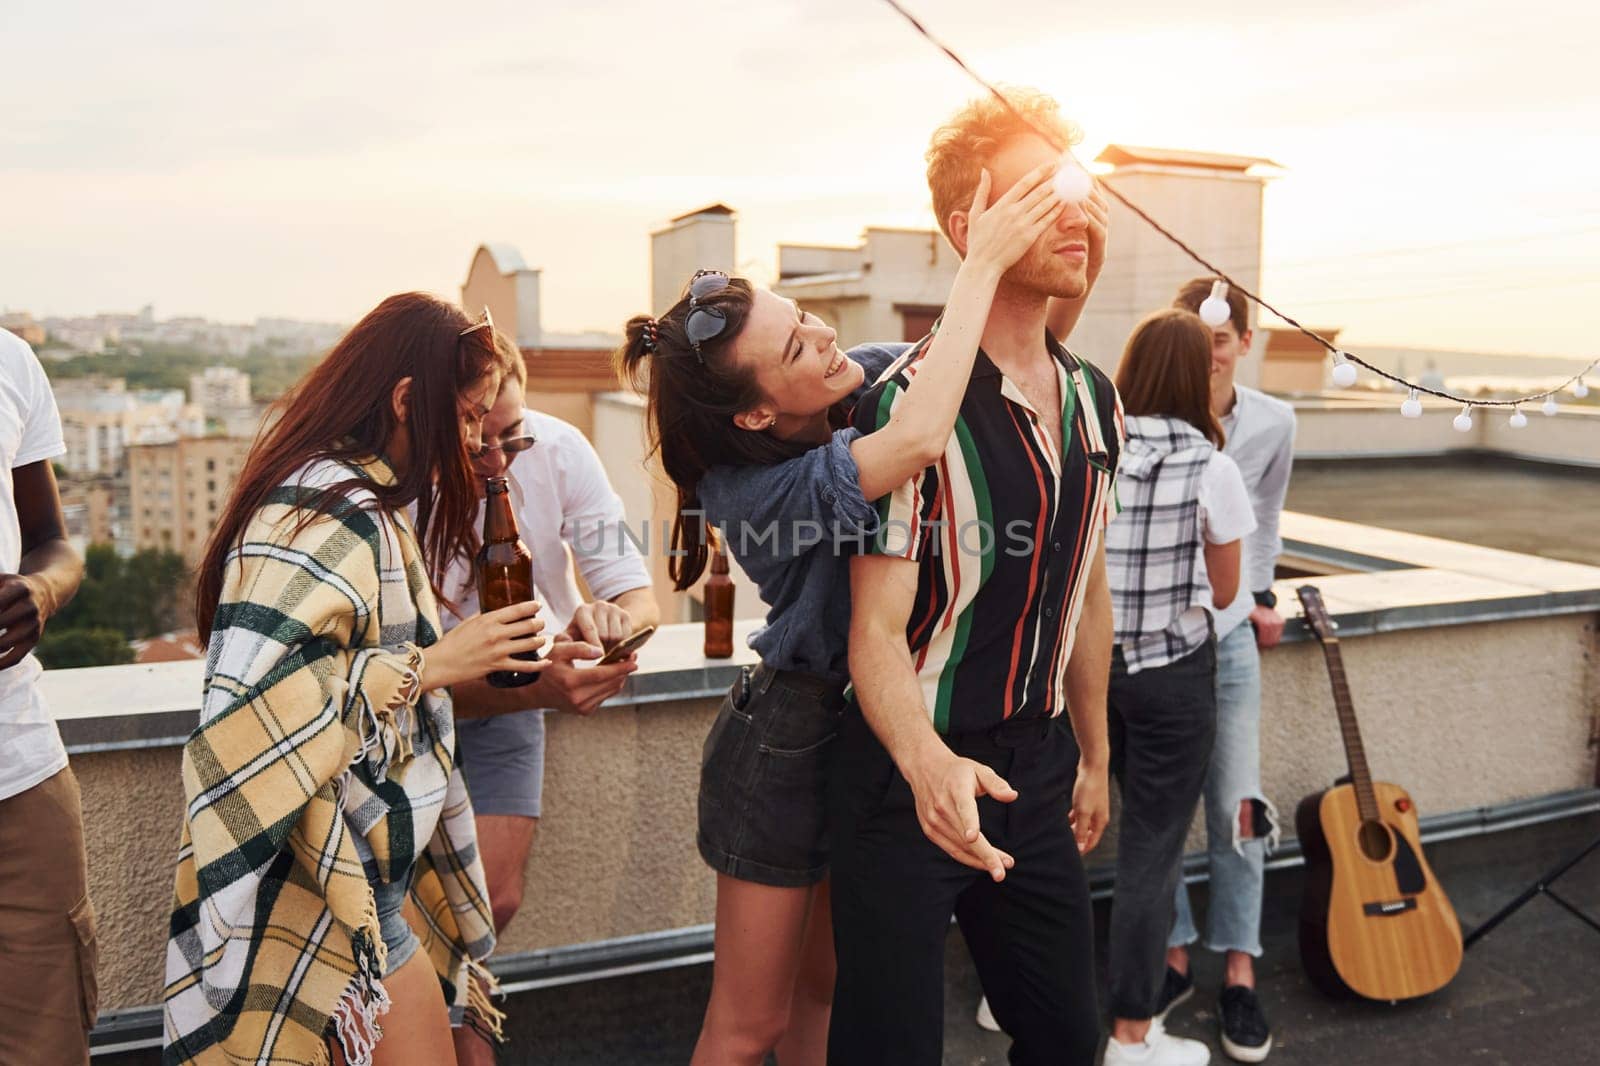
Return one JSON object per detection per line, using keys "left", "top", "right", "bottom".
{"left": 165, "top": 293, "right": 549, "bottom": 1066}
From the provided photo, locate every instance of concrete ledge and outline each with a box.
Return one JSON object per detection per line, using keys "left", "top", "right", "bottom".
{"left": 45, "top": 516, "right": 1600, "bottom": 754}
{"left": 47, "top": 619, "right": 765, "bottom": 754}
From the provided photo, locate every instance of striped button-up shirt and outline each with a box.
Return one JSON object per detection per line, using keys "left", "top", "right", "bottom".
{"left": 854, "top": 331, "right": 1124, "bottom": 735}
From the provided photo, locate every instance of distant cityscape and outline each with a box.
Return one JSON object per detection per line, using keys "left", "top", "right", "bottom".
{"left": 10, "top": 157, "right": 1595, "bottom": 668}
{"left": 0, "top": 305, "right": 347, "bottom": 359}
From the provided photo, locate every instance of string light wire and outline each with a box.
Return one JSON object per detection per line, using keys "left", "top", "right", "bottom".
{"left": 876, "top": 0, "right": 1599, "bottom": 410}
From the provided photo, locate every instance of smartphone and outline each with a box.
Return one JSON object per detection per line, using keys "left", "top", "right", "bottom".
{"left": 597, "top": 624, "right": 657, "bottom": 666}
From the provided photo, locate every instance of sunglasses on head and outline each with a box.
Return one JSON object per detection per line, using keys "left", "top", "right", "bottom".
{"left": 685, "top": 270, "right": 731, "bottom": 362}
{"left": 459, "top": 306, "right": 495, "bottom": 338}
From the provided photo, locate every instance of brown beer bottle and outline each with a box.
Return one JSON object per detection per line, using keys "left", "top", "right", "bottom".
{"left": 477, "top": 475, "right": 541, "bottom": 688}
{"left": 703, "top": 538, "right": 734, "bottom": 659}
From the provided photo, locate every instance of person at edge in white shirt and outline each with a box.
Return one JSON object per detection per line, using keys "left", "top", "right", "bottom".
{"left": 435, "top": 336, "right": 660, "bottom": 1066}
{"left": 0, "top": 328, "right": 94, "bottom": 1063}
{"left": 1151, "top": 277, "right": 1297, "bottom": 1065}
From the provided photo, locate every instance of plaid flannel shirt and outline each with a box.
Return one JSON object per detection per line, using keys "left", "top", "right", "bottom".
{"left": 163, "top": 456, "right": 500, "bottom": 1066}
{"left": 1105, "top": 416, "right": 1215, "bottom": 673}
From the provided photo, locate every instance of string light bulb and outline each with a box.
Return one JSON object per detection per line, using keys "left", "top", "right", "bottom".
{"left": 1508, "top": 407, "right": 1527, "bottom": 429}
{"left": 1051, "top": 154, "right": 1093, "bottom": 203}
{"left": 1198, "top": 281, "right": 1231, "bottom": 328}
{"left": 1453, "top": 405, "right": 1474, "bottom": 432}
{"left": 1400, "top": 389, "right": 1423, "bottom": 418}
{"left": 1330, "top": 350, "right": 1359, "bottom": 388}
{"left": 1576, "top": 378, "right": 1590, "bottom": 399}
{"left": 1543, "top": 396, "right": 1559, "bottom": 416}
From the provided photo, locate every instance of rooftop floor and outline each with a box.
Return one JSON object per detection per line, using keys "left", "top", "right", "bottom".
{"left": 1286, "top": 454, "right": 1600, "bottom": 569}
{"left": 107, "top": 812, "right": 1599, "bottom": 1063}
{"left": 511, "top": 812, "right": 1600, "bottom": 1064}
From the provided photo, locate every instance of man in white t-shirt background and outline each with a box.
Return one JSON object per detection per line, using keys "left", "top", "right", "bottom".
{"left": 439, "top": 348, "right": 659, "bottom": 1066}
{"left": 0, "top": 328, "right": 95, "bottom": 1062}
{"left": 1156, "top": 279, "right": 1297, "bottom": 1064}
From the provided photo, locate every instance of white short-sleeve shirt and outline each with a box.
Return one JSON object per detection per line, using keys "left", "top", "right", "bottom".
{"left": 1179, "top": 450, "right": 1257, "bottom": 635}
{"left": 0, "top": 329, "right": 70, "bottom": 801}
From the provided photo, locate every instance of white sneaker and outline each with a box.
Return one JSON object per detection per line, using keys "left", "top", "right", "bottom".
{"left": 1103, "top": 1018, "right": 1210, "bottom": 1065}
{"left": 975, "top": 994, "right": 1001, "bottom": 1032}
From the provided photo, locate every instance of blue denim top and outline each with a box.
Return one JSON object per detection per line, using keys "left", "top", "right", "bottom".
{"left": 698, "top": 343, "right": 909, "bottom": 682}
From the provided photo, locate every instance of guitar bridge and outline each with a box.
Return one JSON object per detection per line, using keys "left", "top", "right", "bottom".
{"left": 1363, "top": 898, "right": 1419, "bottom": 917}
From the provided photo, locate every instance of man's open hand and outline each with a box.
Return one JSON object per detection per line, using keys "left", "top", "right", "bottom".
{"left": 903, "top": 748, "right": 1019, "bottom": 881}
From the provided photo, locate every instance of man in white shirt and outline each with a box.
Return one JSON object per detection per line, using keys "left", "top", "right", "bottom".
{"left": 0, "top": 328, "right": 93, "bottom": 1062}
{"left": 1158, "top": 279, "right": 1296, "bottom": 1063}
{"left": 440, "top": 348, "right": 659, "bottom": 1066}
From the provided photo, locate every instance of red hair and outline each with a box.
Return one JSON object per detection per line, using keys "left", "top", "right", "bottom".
{"left": 195, "top": 292, "right": 513, "bottom": 639}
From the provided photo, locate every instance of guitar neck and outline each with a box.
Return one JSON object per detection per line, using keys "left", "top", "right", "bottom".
{"left": 1315, "top": 635, "right": 1381, "bottom": 822}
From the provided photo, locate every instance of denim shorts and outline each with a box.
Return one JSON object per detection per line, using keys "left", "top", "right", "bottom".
{"left": 697, "top": 664, "right": 847, "bottom": 888}
{"left": 371, "top": 866, "right": 419, "bottom": 976}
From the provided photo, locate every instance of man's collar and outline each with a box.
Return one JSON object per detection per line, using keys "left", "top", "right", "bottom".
{"left": 970, "top": 330, "right": 1073, "bottom": 379}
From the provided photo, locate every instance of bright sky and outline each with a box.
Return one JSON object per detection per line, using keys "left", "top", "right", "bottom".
{"left": 5, "top": 0, "right": 1598, "bottom": 357}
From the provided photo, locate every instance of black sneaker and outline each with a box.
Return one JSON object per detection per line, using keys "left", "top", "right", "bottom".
{"left": 1154, "top": 966, "right": 1194, "bottom": 1020}
{"left": 1219, "top": 985, "right": 1273, "bottom": 1062}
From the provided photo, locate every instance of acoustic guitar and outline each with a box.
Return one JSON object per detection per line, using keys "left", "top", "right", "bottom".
{"left": 1294, "top": 585, "right": 1463, "bottom": 1001}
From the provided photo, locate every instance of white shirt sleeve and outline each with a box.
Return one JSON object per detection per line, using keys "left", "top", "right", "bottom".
{"left": 15, "top": 339, "right": 66, "bottom": 467}
{"left": 1199, "top": 452, "right": 1257, "bottom": 546}
{"left": 551, "top": 421, "right": 652, "bottom": 603}
{"left": 1245, "top": 416, "right": 1295, "bottom": 593}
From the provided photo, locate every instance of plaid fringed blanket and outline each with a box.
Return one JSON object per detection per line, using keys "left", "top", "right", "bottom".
{"left": 163, "top": 456, "right": 501, "bottom": 1066}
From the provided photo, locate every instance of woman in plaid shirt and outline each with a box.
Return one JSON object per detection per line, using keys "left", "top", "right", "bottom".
{"left": 1102, "top": 309, "right": 1256, "bottom": 1066}
{"left": 167, "top": 293, "right": 550, "bottom": 1066}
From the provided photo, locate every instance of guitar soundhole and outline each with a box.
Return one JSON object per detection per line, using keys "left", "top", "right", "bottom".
{"left": 1357, "top": 820, "right": 1394, "bottom": 862}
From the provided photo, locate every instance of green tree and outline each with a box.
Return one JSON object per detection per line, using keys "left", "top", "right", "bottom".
{"left": 35, "top": 627, "right": 135, "bottom": 669}
{"left": 51, "top": 544, "right": 191, "bottom": 641}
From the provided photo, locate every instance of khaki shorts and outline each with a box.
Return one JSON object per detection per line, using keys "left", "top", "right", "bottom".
{"left": 0, "top": 766, "right": 98, "bottom": 1066}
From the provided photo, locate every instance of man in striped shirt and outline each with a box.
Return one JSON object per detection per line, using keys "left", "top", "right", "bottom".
{"left": 829, "top": 89, "right": 1124, "bottom": 1066}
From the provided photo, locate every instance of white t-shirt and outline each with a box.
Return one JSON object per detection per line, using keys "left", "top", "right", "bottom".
{"left": 1188, "top": 451, "right": 1258, "bottom": 627}
{"left": 0, "top": 330, "right": 70, "bottom": 801}
{"left": 440, "top": 409, "right": 652, "bottom": 705}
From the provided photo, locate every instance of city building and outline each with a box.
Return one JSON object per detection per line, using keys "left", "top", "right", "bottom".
{"left": 650, "top": 205, "right": 738, "bottom": 316}
{"left": 1263, "top": 326, "right": 1346, "bottom": 393}
{"left": 459, "top": 242, "right": 621, "bottom": 439}
{"left": 1, "top": 314, "right": 47, "bottom": 347}
{"left": 188, "top": 365, "right": 253, "bottom": 417}
{"left": 57, "top": 477, "right": 118, "bottom": 553}
{"left": 773, "top": 227, "right": 961, "bottom": 347}
{"left": 53, "top": 378, "right": 205, "bottom": 477}
{"left": 1069, "top": 144, "right": 1278, "bottom": 382}
{"left": 127, "top": 435, "right": 253, "bottom": 566}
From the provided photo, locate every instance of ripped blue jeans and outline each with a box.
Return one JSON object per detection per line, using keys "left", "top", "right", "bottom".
{"left": 1169, "top": 621, "right": 1280, "bottom": 957}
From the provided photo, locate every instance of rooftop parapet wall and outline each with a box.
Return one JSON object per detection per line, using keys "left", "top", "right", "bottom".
{"left": 42, "top": 516, "right": 1600, "bottom": 1017}
{"left": 1291, "top": 397, "right": 1600, "bottom": 467}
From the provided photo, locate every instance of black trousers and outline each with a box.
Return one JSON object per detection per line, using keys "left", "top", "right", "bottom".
{"left": 827, "top": 709, "right": 1101, "bottom": 1066}
{"left": 1106, "top": 638, "right": 1218, "bottom": 1020}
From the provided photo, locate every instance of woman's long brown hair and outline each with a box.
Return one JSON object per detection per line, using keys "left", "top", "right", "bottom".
{"left": 194, "top": 292, "right": 513, "bottom": 640}
{"left": 1114, "top": 308, "right": 1226, "bottom": 449}
{"left": 614, "top": 276, "right": 825, "bottom": 590}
